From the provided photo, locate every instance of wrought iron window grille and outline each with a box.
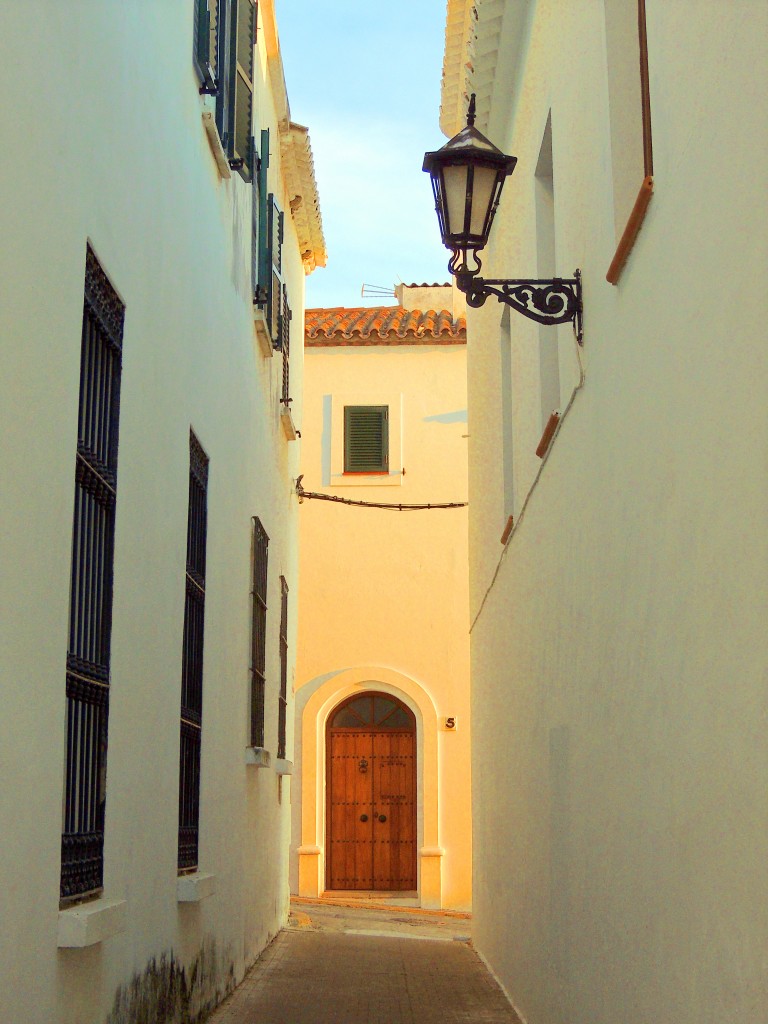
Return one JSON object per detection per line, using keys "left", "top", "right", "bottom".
{"left": 178, "top": 432, "right": 209, "bottom": 873}
{"left": 250, "top": 517, "right": 269, "bottom": 748}
{"left": 61, "top": 245, "right": 124, "bottom": 903}
{"left": 277, "top": 577, "right": 288, "bottom": 760}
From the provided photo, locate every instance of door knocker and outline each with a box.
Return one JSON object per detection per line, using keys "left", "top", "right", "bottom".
{"left": 358, "top": 758, "right": 369, "bottom": 773}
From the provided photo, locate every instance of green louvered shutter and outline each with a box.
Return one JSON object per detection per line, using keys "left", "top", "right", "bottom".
{"left": 255, "top": 129, "right": 270, "bottom": 305}
{"left": 194, "top": 0, "right": 217, "bottom": 93}
{"left": 230, "top": 0, "right": 255, "bottom": 177}
{"left": 251, "top": 137, "right": 260, "bottom": 298}
{"left": 266, "top": 194, "right": 284, "bottom": 345}
{"left": 344, "top": 407, "right": 389, "bottom": 473}
{"left": 216, "top": 0, "right": 231, "bottom": 141}
{"left": 280, "top": 285, "right": 292, "bottom": 404}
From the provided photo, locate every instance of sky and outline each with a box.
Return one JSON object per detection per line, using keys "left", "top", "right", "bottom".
{"left": 275, "top": 0, "right": 452, "bottom": 309}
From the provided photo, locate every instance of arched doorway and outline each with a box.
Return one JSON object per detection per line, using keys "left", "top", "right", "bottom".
{"left": 326, "top": 692, "right": 416, "bottom": 891}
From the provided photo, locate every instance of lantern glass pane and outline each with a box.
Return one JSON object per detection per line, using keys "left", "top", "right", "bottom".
{"left": 469, "top": 165, "right": 499, "bottom": 238}
{"left": 443, "top": 164, "right": 469, "bottom": 239}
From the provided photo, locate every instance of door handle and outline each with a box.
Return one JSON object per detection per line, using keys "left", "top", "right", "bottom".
{"left": 360, "top": 814, "right": 368, "bottom": 822}
{"left": 378, "top": 814, "right": 387, "bottom": 823}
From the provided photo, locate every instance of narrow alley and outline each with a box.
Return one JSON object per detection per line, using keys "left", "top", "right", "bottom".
{"left": 208, "top": 899, "right": 521, "bottom": 1024}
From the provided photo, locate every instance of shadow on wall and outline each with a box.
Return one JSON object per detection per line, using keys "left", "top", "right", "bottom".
{"left": 321, "top": 395, "right": 332, "bottom": 486}
{"left": 422, "top": 409, "right": 468, "bottom": 423}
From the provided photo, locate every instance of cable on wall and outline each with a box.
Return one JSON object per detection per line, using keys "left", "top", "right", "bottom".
{"left": 470, "top": 325, "right": 586, "bottom": 633}
{"left": 296, "top": 476, "right": 467, "bottom": 512}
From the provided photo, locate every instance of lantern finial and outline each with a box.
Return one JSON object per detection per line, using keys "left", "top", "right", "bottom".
{"left": 467, "top": 94, "right": 476, "bottom": 127}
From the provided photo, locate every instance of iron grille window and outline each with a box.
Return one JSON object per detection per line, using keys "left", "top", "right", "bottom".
{"left": 280, "top": 285, "right": 292, "bottom": 407}
{"left": 344, "top": 406, "right": 389, "bottom": 473}
{"left": 250, "top": 518, "right": 269, "bottom": 747}
{"left": 178, "top": 432, "right": 209, "bottom": 872}
{"left": 277, "top": 577, "right": 288, "bottom": 759}
{"left": 61, "top": 245, "right": 124, "bottom": 902}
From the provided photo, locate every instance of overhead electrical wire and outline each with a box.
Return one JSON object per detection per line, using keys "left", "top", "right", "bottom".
{"left": 295, "top": 476, "right": 467, "bottom": 512}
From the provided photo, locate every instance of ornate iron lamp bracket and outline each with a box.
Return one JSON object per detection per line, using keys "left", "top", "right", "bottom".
{"left": 457, "top": 268, "right": 583, "bottom": 344}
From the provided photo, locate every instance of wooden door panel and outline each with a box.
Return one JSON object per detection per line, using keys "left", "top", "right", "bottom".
{"left": 327, "top": 703, "right": 416, "bottom": 892}
{"left": 328, "top": 731, "right": 373, "bottom": 889}
{"left": 372, "top": 732, "right": 416, "bottom": 890}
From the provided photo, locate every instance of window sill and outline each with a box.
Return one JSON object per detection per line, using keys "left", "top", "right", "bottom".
{"left": 201, "top": 95, "right": 231, "bottom": 180}
{"left": 281, "top": 406, "right": 298, "bottom": 441}
{"left": 245, "top": 746, "right": 271, "bottom": 767}
{"left": 254, "top": 309, "right": 273, "bottom": 358}
{"left": 176, "top": 871, "right": 216, "bottom": 903}
{"left": 275, "top": 758, "right": 294, "bottom": 776}
{"left": 57, "top": 897, "right": 126, "bottom": 948}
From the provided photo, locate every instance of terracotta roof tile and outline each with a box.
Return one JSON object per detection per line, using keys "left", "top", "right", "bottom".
{"left": 402, "top": 282, "right": 452, "bottom": 288}
{"left": 305, "top": 306, "right": 467, "bottom": 345}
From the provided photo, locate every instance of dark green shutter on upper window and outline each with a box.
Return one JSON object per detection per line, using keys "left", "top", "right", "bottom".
{"left": 344, "top": 406, "right": 389, "bottom": 473}
{"left": 266, "top": 194, "right": 284, "bottom": 344}
{"left": 226, "top": 0, "right": 256, "bottom": 178}
{"left": 251, "top": 136, "right": 260, "bottom": 299}
{"left": 194, "top": 0, "right": 218, "bottom": 94}
{"left": 255, "top": 129, "right": 270, "bottom": 304}
{"left": 280, "top": 285, "right": 291, "bottom": 403}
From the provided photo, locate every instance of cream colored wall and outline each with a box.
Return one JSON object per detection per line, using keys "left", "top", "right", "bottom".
{"left": 466, "top": 2, "right": 768, "bottom": 1022}
{"left": 0, "top": 3, "right": 306, "bottom": 1022}
{"left": 293, "top": 341, "right": 472, "bottom": 910}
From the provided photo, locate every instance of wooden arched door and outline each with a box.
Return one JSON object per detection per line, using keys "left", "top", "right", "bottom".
{"left": 326, "top": 693, "right": 416, "bottom": 891}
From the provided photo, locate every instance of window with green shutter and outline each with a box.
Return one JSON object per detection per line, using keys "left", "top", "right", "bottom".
{"left": 252, "top": 130, "right": 269, "bottom": 303}
{"left": 194, "top": 0, "right": 256, "bottom": 179}
{"left": 193, "top": 0, "right": 219, "bottom": 94}
{"left": 228, "top": 0, "right": 256, "bottom": 177}
{"left": 279, "top": 285, "right": 292, "bottom": 404}
{"left": 344, "top": 406, "right": 389, "bottom": 473}
{"left": 265, "top": 194, "right": 284, "bottom": 345}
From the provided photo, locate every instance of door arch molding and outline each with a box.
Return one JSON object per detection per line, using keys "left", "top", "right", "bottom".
{"left": 294, "top": 666, "right": 444, "bottom": 908}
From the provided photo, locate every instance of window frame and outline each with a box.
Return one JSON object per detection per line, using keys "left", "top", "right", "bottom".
{"left": 194, "top": 0, "right": 257, "bottom": 180}
{"left": 329, "top": 392, "right": 403, "bottom": 488}
{"left": 279, "top": 284, "right": 292, "bottom": 408}
{"left": 226, "top": 0, "right": 256, "bottom": 178}
{"left": 343, "top": 405, "right": 389, "bottom": 475}
{"left": 60, "top": 245, "right": 124, "bottom": 905}
{"left": 261, "top": 192, "right": 284, "bottom": 345}
{"left": 249, "top": 517, "right": 269, "bottom": 748}
{"left": 193, "top": 0, "right": 219, "bottom": 94}
{"left": 277, "top": 577, "right": 288, "bottom": 760}
{"left": 178, "top": 431, "right": 209, "bottom": 874}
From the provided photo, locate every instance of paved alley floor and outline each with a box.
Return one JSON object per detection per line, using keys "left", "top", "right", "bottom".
{"left": 208, "top": 897, "right": 522, "bottom": 1023}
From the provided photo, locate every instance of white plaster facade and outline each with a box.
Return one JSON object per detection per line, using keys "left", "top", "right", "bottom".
{"left": 439, "top": 1, "right": 768, "bottom": 1021}
{"left": 292, "top": 290, "right": 472, "bottom": 910}
{"left": 0, "top": 3, "right": 324, "bottom": 1021}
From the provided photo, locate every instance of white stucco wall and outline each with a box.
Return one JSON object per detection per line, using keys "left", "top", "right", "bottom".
{"left": 292, "top": 338, "right": 472, "bottom": 910}
{"left": 0, "top": 3, "right": 309, "bottom": 1021}
{"left": 462, "top": 1, "right": 768, "bottom": 1022}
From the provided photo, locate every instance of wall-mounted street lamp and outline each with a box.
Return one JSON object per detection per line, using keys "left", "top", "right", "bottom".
{"left": 423, "top": 95, "right": 583, "bottom": 342}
